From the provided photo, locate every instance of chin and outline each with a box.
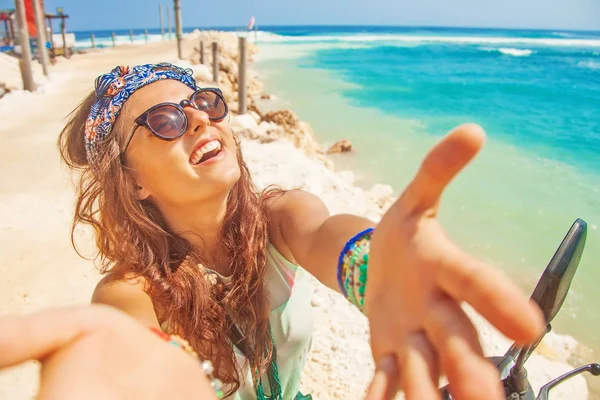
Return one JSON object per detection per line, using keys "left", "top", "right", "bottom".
{"left": 207, "top": 161, "right": 242, "bottom": 196}
{"left": 222, "top": 165, "right": 242, "bottom": 189}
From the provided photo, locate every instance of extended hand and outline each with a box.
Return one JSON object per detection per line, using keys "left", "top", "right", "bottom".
{"left": 364, "top": 124, "right": 544, "bottom": 400}
{"left": 0, "top": 305, "right": 216, "bottom": 400}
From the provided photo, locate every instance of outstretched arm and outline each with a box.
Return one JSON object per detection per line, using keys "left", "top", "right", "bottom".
{"left": 268, "top": 124, "right": 544, "bottom": 400}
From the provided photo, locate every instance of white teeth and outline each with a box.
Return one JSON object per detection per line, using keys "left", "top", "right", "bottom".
{"left": 190, "top": 139, "right": 222, "bottom": 164}
{"left": 200, "top": 140, "right": 221, "bottom": 154}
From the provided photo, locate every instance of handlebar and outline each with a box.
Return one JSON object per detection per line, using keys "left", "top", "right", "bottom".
{"left": 537, "top": 363, "right": 600, "bottom": 400}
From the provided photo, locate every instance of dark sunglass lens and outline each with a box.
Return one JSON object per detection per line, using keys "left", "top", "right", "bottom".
{"left": 193, "top": 91, "right": 227, "bottom": 120}
{"left": 147, "top": 105, "right": 186, "bottom": 138}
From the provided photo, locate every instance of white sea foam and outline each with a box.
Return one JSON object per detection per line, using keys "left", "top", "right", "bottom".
{"left": 479, "top": 46, "right": 534, "bottom": 56}
{"left": 552, "top": 32, "right": 577, "bottom": 38}
{"left": 75, "top": 33, "right": 170, "bottom": 49}
{"left": 498, "top": 47, "right": 534, "bottom": 56}
{"left": 255, "top": 32, "right": 600, "bottom": 48}
{"left": 578, "top": 60, "right": 600, "bottom": 70}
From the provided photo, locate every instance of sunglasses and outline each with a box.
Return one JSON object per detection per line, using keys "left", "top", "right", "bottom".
{"left": 121, "top": 88, "right": 228, "bottom": 156}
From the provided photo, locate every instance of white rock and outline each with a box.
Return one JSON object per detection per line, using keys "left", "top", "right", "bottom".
{"left": 337, "top": 170, "right": 355, "bottom": 185}
{"left": 536, "top": 332, "right": 581, "bottom": 363}
{"left": 367, "top": 183, "right": 394, "bottom": 200}
{"left": 249, "top": 110, "right": 261, "bottom": 124}
{"left": 193, "top": 65, "right": 213, "bottom": 83}
{"left": 231, "top": 114, "right": 258, "bottom": 131}
{"left": 256, "top": 121, "right": 279, "bottom": 135}
{"left": 310, "top": 296, "right": 323, "bottom": 307}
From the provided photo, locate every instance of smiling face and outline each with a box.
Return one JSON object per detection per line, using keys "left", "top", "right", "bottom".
{"left": 118, "top": 80, "right": 241, "bottom": 209}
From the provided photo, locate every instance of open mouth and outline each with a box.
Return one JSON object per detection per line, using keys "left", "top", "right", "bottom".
{"left": 190, "top": 139, "right": 223, "bottom": 165}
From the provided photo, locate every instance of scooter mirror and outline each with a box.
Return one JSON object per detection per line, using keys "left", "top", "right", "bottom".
{"left": 530, "top": 218, "right": 586, "bottom": 325}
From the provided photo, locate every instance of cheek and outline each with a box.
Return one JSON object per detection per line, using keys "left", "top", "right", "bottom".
{"left": 216, "top": 122, "right": 235, "bottom": 145}
{"left": 131, "top": 144, "right": 187, "bottom": 193}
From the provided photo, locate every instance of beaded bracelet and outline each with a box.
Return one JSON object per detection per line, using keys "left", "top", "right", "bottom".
{"left": 336, "top": 227, "right": 374, "bottom": 312}
{"left": 150, "top": 327, "right": 224, "bottom": 399}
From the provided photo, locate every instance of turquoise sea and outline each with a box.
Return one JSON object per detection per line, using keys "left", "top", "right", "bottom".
{"left": 252, "top": 26, "right": 600, "bottom": 363}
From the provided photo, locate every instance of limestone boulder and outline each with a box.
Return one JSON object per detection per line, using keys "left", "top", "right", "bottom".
{"left": 326, "top": 139, "right": 353, "bottom": 154}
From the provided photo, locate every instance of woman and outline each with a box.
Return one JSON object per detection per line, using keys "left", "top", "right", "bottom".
{"left": 49, "top": 62, "right": 542, "bottom": 400}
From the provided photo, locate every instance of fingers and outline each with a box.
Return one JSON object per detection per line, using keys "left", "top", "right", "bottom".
{"left": 0, "top": 305, "right": 122, "bottom": 368}
{"left": 365, "top": 355, "right": 400, "bottom": 400}
{"left": 399, "top": 334, "right": 441, "bottom": 400}
{"left": 401, "top": 124, "right": 486, "bottom": 214}
{"left": 425, "top": 298, "right": 504, "bottom": 400}
{"left": 366, "top": 335, "right": 440, "bottom": 400}
{"left": 436, "top": 242, "right": 545, "bottom": 344}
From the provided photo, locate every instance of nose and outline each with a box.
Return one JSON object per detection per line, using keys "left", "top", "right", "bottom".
{"left": 182, "top": 104, "right": 211, "bottom": 134}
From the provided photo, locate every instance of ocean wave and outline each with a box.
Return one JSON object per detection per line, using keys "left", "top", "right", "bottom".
{"left": 75, "top": 33, "right": 164, "bottom": 49}
{"left": 578, "top": 60, "right": 600, "bottom": 70}
{"left": 552, "top": 32, "right": 576, "bottom": 38}
{"left": 479, "top": 46, "right": 534, "bottom": 56}
{"left": 257, "top": 33, "right": 600, "bottom": 48}
{"left": 498, "top": 48, "right": 533, "bottom": 56}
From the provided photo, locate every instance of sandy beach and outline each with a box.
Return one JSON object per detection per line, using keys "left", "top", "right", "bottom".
{"left": 0, "top": 31, "right": 590, "bottom": 399}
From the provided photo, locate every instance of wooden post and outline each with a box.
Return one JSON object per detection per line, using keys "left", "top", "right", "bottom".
{"left": 199, "top": 40, "right": 204, "bottom": 64}
{"left": 167, "top": 6, "right": 172, "bottom": 40}
{"left": 158, "top": 4, "right": 164, "bottom": 40}
{"left": 212, "top": 42, "right": 218, "bottom": 83}
{"left": 32, "top": 0, "right": 50, "bottom": 76}
{"left": 14, "top": 0, "right": 35, "bottom": 91}
{"left": 129, "top": 29, "right": 134, "bottom": 43}
{"left": 46, "top": 17, "right": 54, "bottom": 50}
{"left": 90, "top": 33, "right": 95, "bottom": 48}
{"left": 60, "top": 16, "right": 66, "bottom": 56}
{"left": 238, "top": 37, "right": 247, "bottom": 114}
{"left": 174, "top": 0, "right": 183, "bottom": 59}
{"left": 4, "top": 18, "right": 15, "bottom": 43}
{"left": 111, "top": 31, "right": 116, "bottom": 47}
{"left": 144, "top": 29, "right": 148, "bottom": 42}
{"left": 8, "top": 18, "right": 15, "bottom": 43}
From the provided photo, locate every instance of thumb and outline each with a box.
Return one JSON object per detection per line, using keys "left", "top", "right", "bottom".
{"left": 400, "top": 123, "right": 486, "bottom": 215}
{"left": 0, "top": 305, "right": 121, "bottom": 368}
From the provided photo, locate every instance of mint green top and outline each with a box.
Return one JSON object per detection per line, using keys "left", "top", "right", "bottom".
{"left": 213, "top": 244, "right": 314, "bottom": 400}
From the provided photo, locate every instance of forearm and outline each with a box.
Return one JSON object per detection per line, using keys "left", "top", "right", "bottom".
{"left": 293, "top": 213, "right": 374, "bottom": 292}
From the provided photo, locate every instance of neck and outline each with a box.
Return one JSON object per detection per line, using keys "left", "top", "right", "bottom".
{"left": 158, "top": 194, "right": 231, "bottom": 274}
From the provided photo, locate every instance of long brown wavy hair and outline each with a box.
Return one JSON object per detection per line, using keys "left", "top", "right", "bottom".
{"left": 58, "top": 86, "right": 279, "bottom": 395}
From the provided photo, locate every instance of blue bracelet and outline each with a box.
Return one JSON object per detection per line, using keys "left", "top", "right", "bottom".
{"left": 336, "top": 227, "right": 374, "bottom": 296}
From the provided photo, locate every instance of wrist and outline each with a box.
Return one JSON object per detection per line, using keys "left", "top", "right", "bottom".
{"left": 337, "top": 227, "right": 374, "bottom": 312}
{"left": 149, "top": 327, "right": 224, "bottom": 399}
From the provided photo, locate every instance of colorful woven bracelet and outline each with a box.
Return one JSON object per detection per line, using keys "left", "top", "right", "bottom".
{"left": 150, "top": 327, "right": 224, "bottom": 399}
{"left": 336, "top": 227, "right": 374, "bottom": 312}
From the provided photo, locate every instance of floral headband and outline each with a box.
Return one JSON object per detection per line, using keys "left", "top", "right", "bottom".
{"left": 84, "top": 62, "right": 198, "bottom": 163}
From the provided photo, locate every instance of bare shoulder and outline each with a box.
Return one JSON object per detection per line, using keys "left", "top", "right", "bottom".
{"left": 265, "top": 189, "right": 329, "bottom": 220}
{"left": 92, "top": 273, "right": 160, "bottom": 328}
{"left": 264, "top": 190, "right": 330, "bottom": 262}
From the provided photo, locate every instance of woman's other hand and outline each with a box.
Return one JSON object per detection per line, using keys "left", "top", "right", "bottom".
{"left": 0, "top": 305, "right": 216, "bottom": 400}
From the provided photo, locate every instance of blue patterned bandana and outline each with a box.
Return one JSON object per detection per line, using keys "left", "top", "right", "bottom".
{"left": 84, "top": 62, "right": 198, "bottom": 163}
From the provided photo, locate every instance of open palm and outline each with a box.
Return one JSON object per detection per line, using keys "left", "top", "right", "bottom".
{"left": 365, "top": 124, "right": 544, "bottom": 400}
